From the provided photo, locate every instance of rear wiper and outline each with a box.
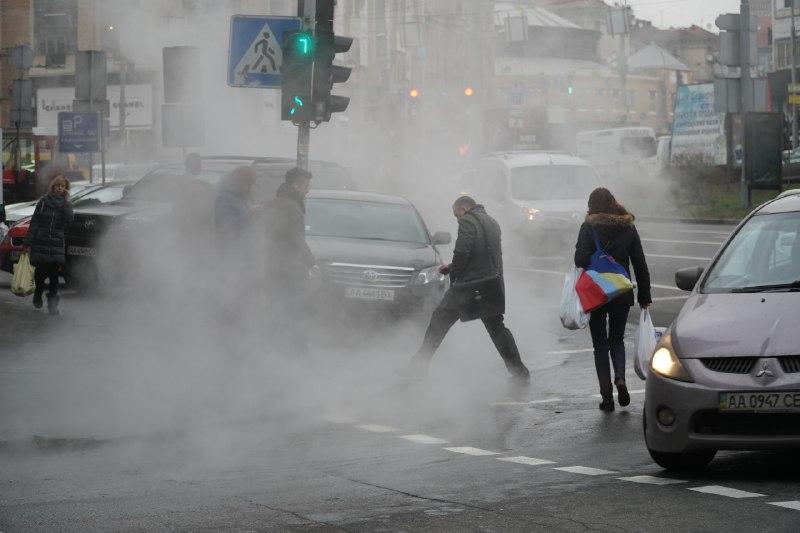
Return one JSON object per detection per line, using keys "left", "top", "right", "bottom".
{"left": 731, "top": 280, "right": 800, "bottom": 293}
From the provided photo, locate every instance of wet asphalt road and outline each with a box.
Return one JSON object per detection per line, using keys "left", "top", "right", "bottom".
{"left": 2, "top": 219, "right": 800, "bottom": 532}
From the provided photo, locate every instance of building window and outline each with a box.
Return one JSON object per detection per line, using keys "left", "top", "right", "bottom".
{"left": 34, "top": 0, "right": 78, "bottom": 67}
{"left": 649, "top": 91, "right": 657, "bottom": 112}
{"left": 627, "top": 90, "right": 635, "bottom": 107}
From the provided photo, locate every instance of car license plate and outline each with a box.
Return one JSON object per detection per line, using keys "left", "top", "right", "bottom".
{"left": 345, "top": 287, "right": 395, "bottom": 301}
{"left": 719, "top": 391, "right": 800, "bottom": 413}
{"left": 67, "top": 246, "right": 97, "bottom": 257}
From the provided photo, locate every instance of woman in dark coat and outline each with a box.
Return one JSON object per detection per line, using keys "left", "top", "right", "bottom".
{"left": 574, "top": 188, "right": 651, "bottom": 411}
{"left": 24, "top": 175, "right": 74, "bottom": 315}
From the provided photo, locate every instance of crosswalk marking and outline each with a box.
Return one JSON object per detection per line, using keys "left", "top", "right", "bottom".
{"left": 554, "top": 466, "right": 618, "bottom": 476}
{"left": 618, "top": 475, "right": 686, "bottom": 485}
{"left": 689, "top": 485, "right": 765, "bottom": 499}
{"left": 443, "top": 447, "right": 499, "bottom": 456}
{"left": 767, "top": 501, "right": 800, "bottom": 511}
{"left": 398, "top": 434, "right": 449, "bottom": 444}
{"left": 497, "top": 456, "right": 556, "bottom": 466}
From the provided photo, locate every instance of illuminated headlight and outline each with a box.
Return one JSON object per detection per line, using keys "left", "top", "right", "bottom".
{"left": 650, "top": 333, "right": 693, "bottom": 382}
{"left": 415, "top": 265, "right": 446, "bottom": 285}
{"left": 522, "top": 207, "right": 542, "bottom": 221}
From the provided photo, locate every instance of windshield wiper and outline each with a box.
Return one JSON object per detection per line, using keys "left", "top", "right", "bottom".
{"left": 731, "top": 280, "right": 800, "bottom": 293}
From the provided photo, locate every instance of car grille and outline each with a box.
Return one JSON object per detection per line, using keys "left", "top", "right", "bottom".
{"left": 700, "top": 357, "right": 757, "bottom": 374}
{"left": 693, "top": 411, "right": 800, "bottom": 436}
{"left": 321, "top": 262, "right": 415, "bottom": 288}
{"left": 779, "top": 356, "right": 800, "bottom": 373}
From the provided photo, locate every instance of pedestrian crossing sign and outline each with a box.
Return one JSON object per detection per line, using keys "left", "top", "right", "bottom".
{"left": 227, "top": 15, "right": 301, "bottom": 88}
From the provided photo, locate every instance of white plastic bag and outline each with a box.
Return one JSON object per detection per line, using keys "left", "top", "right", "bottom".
{"left": 634, "top": 309, "right": 658, "bottom": 380}
{"left": 559, "top": 267, "right": 589, "bottom": 330}
{"left": 11, "top": 252, "right": 36, "bottom": 297}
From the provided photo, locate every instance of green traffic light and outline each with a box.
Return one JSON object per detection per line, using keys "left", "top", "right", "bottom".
{"left": 292, "top": 32, "right": 314, "bottom": 56}
{"left": 567, "top": 86, "right": 574, "bottom": 95}
{"left": 290, "top": 95, "right": 305, "bottom": 116}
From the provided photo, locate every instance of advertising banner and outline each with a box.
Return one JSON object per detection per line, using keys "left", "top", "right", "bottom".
{"left": 671, "top": 83, "right": 727, "bottom": 166}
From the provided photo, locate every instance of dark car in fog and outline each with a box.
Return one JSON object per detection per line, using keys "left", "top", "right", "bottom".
{"left": 306, "top": 190, "right": 451, "bottom": 315}
{"left": 63, "top": 156, "right": 357, "bottom": 285}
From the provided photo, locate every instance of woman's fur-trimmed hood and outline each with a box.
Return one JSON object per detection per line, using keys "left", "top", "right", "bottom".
{"left": 586, "top": 212, "right": 634, "bottom": 227}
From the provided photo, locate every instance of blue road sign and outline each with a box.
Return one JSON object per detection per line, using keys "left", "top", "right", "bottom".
{"left": 228, "top": 15, "right": 301, "bottom": 88}
{"left": 58, "top": 112, "right": 100, "bottom": 153}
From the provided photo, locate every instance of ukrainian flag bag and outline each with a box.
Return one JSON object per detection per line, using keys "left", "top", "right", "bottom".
{"left": 575, "top": 229, "right": 633, "bottom": 312}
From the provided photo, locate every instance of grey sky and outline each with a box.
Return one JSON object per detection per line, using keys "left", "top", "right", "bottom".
{"left": 626, "top": 0, "right": 742, "bottom": 30}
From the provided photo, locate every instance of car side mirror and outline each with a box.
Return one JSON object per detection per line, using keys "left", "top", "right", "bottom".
{"left": 432, "top": 231, "right": 451, "bottom": 245}
{"left": 675, "top": 266, "right": 704, "bottom": 292}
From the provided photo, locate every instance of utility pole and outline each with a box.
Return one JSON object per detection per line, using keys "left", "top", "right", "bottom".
{"left": 740, "top": 0, "right": 752, "bottom": 208}
{"left": 791, "top": 0, "right": 798, "bottom": 148}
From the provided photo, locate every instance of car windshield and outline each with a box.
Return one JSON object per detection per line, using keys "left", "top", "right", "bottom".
{"left": 123, "top": 168, "right": 229, "bottom": 201}
{"left": 306, "top": 199, "right": 429, "bottom": 244}
{"left": 510, "top": 165, "right": 600, "bottom": 201}
{"left": 703, "top": 212, "right": 800, "bottom": 292}
{"left": 73, "top": 185, "right": 128, "bottom": 206}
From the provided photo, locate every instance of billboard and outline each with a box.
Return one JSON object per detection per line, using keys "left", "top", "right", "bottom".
{"left": 670, "top": 83, "right": 727, "bottom": 167}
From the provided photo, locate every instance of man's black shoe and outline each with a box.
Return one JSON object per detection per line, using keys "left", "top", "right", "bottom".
{"left": 33, "top": 294, "right": 43, "bottom": 309}
{"left": 599, "top": 399, "right": 615, "bottom": 412}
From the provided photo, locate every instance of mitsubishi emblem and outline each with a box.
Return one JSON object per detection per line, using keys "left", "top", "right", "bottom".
{"left": 756, "top": 362, "right": 774, "bottom": 378}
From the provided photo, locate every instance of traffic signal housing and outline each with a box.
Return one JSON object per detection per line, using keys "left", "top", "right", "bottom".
{"left": 281, "top": 31, "right": 314, "bottom": 121}
{"left": 313, "top": 0, "right": 353, "bottom": 122}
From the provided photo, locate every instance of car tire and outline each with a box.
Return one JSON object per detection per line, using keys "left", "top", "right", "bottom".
{"left": 647, "top": 448, "right": 716, "bottom": 471}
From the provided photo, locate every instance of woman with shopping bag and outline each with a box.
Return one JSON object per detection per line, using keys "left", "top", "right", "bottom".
{"left": 574, "top": 188, "right": 651, "bottom": 412}
{"left": 23, "top": 174, "right": 74, "bottom": 315}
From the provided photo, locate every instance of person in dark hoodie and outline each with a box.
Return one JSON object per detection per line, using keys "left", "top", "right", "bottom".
{"left": 263, "top": 167, "right": 314, "bottom": 354}
{"left": 574, "top": 187, "right": 651, "bottom": 412}
{"left": 23, "top": 174, "right": 74, "bottom": 315}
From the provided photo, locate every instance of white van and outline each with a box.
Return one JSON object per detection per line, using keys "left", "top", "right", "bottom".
{"left": 463, "top": 151, "right": 602, "bottom": 247}
{"left": 576, "top": 127, "right": 657, "bottom": 174}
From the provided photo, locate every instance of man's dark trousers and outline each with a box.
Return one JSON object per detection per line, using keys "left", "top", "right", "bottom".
{"left": 411, "top": 305, "right": 530, "bottom": 378}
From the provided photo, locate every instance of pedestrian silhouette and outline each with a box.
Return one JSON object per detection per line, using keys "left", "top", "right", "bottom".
{"left": 252, "top": 31, "right": 277, "bottom": 73}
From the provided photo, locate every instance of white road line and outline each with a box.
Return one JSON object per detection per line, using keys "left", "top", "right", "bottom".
{"left": 768, "top": 501, "right": 800, "bottom": 511}
{"left": 545, "top": 348, "right": 594, "bottom": 355}
{"left": 443, "top": 447, "right": 500, "bottom": 456}
{"left": 398, "top": 434, "right": 449, "bottom": 445}
{"left": 618, "top": 475, "right": 687, "bottom": 485}
{"left": 554, "top": 466, "right": 618, "bottom": 476}
{"left": 497, "top": 456, "right": 556, "bottom": 466}
{"left": 689, "top": 485, "right": 766, "bottom": 499}
{"left": 355, "top": 424, "right": 397, "bottom": 433}
{"left": 648, "top": 253, "right": 712, "bottom": 261}
{"left": 491, "top": 398, "right": 562, "bottom": 407}
{"left": 652, "top": 295, "right": 689, "bottom": 302}
{"left": 642, "top": 238, "right": 722, "bottom": 246}
{"left": 651, "top": 283, "right": 683, "bottom": 291}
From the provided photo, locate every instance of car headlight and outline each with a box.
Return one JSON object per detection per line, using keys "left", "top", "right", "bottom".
{"left": 522, "top": 207, "right": 542, "bottom": 221}
{"left": 650, "top": 333, "right": 693, "bottom": 382}
{"left": 415, "top": 265, "right": 446, "bottom": 285}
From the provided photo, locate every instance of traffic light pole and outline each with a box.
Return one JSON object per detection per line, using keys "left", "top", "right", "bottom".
{"left": 295, "top": 0, "right": 315, "bottom": 171}
{"left": 792, "top": 0, "right": 798, "bottom": 149}
{"left": 739, "top": 0, "right": 752, "bottom": 209}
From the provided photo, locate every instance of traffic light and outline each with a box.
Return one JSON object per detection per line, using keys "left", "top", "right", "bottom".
{"left": 312, "top": 0, "right": 353, "bottom": 122}
{"left": 409, "top": 88, "right": 420, "bottom": 99}
{"left": 281, "top": 31, "right": 315, "bottom": 121}
{"left": 464, "top": 86, "right": 474, "bottom": 97}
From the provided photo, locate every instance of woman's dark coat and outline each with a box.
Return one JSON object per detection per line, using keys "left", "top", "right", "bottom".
{"left": 25, "top": 192, "right": 74, "bottom": 266}
{"left": 574, "top": 212, "right": 652, "bottom": 307}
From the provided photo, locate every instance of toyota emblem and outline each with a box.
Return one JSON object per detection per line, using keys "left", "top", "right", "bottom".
{"left": 84, "top": 219, "right": 96, "bottom": 230}
{"left": 363, "top": 270, "right": 379, "bottom": 282}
